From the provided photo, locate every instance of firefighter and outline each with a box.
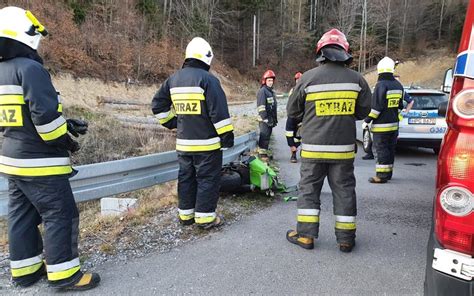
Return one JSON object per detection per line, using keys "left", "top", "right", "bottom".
{"left": 362, "top": 57, "right": 404, "bottom": 184}
{"left": 257, "top": 70, "right": 278, "bottom": 161}
{"left": 361, "top": 73, "right": 414, "bottom": 161}
{"left": 0, "top": 7, "right": 100, "bottom": 290}
{"left": 152, "top": 37, "right": 234, "bottom": 229}
{"left": 286, "top": 72, "right": 303, "bottom": 163}
{"left": 285, "top": 29, "right": 371, "bottom": 252}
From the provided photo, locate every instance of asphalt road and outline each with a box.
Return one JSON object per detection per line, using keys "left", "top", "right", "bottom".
{"left": 1, "top": 120, "right": 437, "bottom": 295}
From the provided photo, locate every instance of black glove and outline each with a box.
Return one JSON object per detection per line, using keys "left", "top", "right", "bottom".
{"left": 220, "top": 132, "right": 234, "bottom": 149}
{"left": 67, "top": 118, "right": 88, "bottom": 137}
{"left": 64, "top": 135, "right": 80, "bottom": 153}
{"left": 69, "top": 139, "right": 80, "bottom": 153}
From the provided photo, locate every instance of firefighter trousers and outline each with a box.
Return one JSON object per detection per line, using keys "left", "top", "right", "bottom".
{"left": 373, "top": 131, "right": 398, "bottom": 180}
{"left": 296, "top": 160, "right": 357, "bottom": 244}
{"left": 258, "top": 122, "right": 272, "bottom": 153}
{"left": 8, "top": 177, "right": 81, "bottom": 284}
{"left": 177, "top": 150, "right": 223, "bottom": 224}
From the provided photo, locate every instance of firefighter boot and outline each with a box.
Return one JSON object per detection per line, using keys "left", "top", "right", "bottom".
{"left": 50, "top": 271, "right": 101, "bottom": 291}
{"left": 368, "top": 176, "right": 387, "bottom": 184}
{"left": 339, "top": 241, "right": 356, "bottom": 253}
{"left": 178, "top": 216, "right": 195, "bottom": 226}
{"left": 286, "top": 230, "right": 314, "bottom": 250}
{"left": 290, "top": 151, "right": 297, "bottom": 163}
{"left": 197, "top": 215, "right": 224, "bottom": 230}
{"left": 12, "top": 262, "right": 46, "bottom": 288}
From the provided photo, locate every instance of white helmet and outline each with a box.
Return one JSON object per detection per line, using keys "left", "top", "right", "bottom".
{"left": 377, "top": 57, "right": 395, "bottom": 74}
{"left": 0, "top": 6, "right": 48, "bottom": 50}
{"left": 185, "top": 37, "right": 214, "bottom": 66}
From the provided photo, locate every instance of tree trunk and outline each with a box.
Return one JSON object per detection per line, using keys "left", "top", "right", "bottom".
{"left": 400, "top": 0, "right": 408, "bottom": 52}
{"left": 385, "top": 0, "right": 391, "bottom": 56}
{"left": 297, "top": 0, "right": 302, "bottom": 33}
{"left": 438, "top": 0, "right": 446, "bottom": 41}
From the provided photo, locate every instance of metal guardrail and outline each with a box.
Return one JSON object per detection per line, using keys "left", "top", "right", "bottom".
{"left": 0, "top": 132, "right": 257, "bottom": 217}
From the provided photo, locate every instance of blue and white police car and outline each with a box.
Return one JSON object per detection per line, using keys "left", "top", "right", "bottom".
{"left": 357, "top": 87, "right": 448, "bottom": 154}
{"left": 397, "top": 88, "right": 448, "bottom": 154}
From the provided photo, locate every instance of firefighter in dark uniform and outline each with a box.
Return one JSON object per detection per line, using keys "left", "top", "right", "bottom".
{"left": 152, "top": 37, "right": 234, "bottom": 229}
{"left": 257, "top": 70, "right": 277, "bottom": 161}
{"left": 285, "top": 29, "right": 371, "bottom": 252}
{"left": 0, "top": 6, "right": 100, "bottom": 290}
{"left": 286, "top": 72, "right": 303, "bottom": 163}
{"left": 363, "top": 57, "right": 404, "bottom": 184}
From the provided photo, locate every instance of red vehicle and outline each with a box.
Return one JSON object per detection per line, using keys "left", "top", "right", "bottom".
{"left": 424, "top": 2, "right": 474, "bottom": 295}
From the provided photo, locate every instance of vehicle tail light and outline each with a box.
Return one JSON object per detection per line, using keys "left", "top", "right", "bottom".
{"left": 435, "top": 104, "right": 474, "bottom": 255}
{"left": 440, "top": 187, "right": 473, "bottom": 216}
{"left": 436, "top": 185, "right": 474, "bottom": 255}
{"left": 452, "top": 89, "right": 474, "bottom": 119}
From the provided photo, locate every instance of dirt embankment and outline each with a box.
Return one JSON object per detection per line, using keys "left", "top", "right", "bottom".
{"left": 363, "top": 49, "right": 455, "bottom": 88}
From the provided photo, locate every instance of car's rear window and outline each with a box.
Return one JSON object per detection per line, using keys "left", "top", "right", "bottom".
{"left": 409, "top": 94, "right": 448, "bottom": 110}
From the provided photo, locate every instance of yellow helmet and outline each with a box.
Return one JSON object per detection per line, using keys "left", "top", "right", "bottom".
{"left": 185, "top": 37, "right": 214, "bottom": 66}
{"left": 0, "top": 6, "right": 48, "bottom": 50}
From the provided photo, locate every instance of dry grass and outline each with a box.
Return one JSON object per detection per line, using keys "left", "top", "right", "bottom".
{"left": 0, "top": 219, "right": 7, "bottom": 254}
{"left": 364, "top": 49, "right": 456, "bottom": 88}
{"left": 63, "top": 106, "right": 176, "bottom": 165}
{"left": 78, "top": 182, "right": 178, "bottom": 254}
{"left": 53, "top": 74, "right": 159, "bottom": 108}
{"left": 232, "top": 115, "right": 258, "bottom": 136}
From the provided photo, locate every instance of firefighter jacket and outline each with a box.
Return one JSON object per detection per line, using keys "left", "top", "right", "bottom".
{"left": 287, "top": 62, "right": 371, "bottom": 161}
{"left": 257, "top": 85, "right": 277, "bottom": 126}
{"left": 364, "top": 73, "right": 404, "bottom": 133}
{"left": 285, "top": 117, "right": 301, "bottom": 148}
{"left": 0, "top": 57, "right": 76, "bottom": 178}
{"left": 152, "top": 59, "right": 234, "bottom": 153}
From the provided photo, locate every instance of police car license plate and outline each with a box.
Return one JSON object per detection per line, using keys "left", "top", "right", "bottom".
{"left": 408, "top": 118, "right": 436, "bottom": 125}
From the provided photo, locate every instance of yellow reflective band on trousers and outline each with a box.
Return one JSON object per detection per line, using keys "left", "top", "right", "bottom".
{"left": 57, "top": 103, "right": 63, "bottom": 113}
{"left": 11, "top": 262, "right": 43, "bottom": 277}
{"left": 301, "top": 151, "right": 355, "bottom": 160}
{"left": 38, "top": 123, "right": 67, "bottom": 141}
{"left": 335, "top": 221, "right": 356, "bottom": 230}
{"left": 0, "top": 164, "right": 72, "bottom": 177}
{"left": 306, "top": 91, "right": 358, "bottom": 101}
{"left": 179, "top": 213, "right": 195, "bottom": 221}
{"left": 195, "top": 216, "right": 215, "bottom": 224}
{"left": 48, "top": 266, "right": 81, "bottom": 281}
{"left": 216, "top": 124, "right": 234, "bottom": 135}
{"left": 297, "top": 215, "right": 320, "bottom": 223}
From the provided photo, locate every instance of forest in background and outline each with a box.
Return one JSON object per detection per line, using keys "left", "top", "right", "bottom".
{"left": 1, "top": 0, "right": 467, "bottom": 87}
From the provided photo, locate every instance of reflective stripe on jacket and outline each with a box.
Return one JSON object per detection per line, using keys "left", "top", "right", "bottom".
{"left": 367, "top": 74, "right": 404, "bottom": 133}
{"left": 287, "top": 63, "right": 371, "bottom": 161}
{"left": 152, "top": 60, "right": 233, "bottom": 153}
{"left": 0, "top": 57, "right": 72, "bottom": 177}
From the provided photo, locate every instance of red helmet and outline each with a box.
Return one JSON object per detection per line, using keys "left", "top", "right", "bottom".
{"left": 316, "top": 28, "right": 349, "bottom": 54}
{"left": 261, "top": 70, "right": 276, "bottom": 85}
{"left": 294, "top": 72, "right": 302, "bottom": 80}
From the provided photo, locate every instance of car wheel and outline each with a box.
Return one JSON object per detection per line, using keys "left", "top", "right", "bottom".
{"left": 363, "top": 129, "right": 372, "bottom": 153}
{"left": 433, "top": 147, "right": 440, "bottom": 155}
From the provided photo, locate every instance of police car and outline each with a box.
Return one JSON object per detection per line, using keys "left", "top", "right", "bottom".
{"left": 356, "top": 88, "right": 448, "bottom": 154}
